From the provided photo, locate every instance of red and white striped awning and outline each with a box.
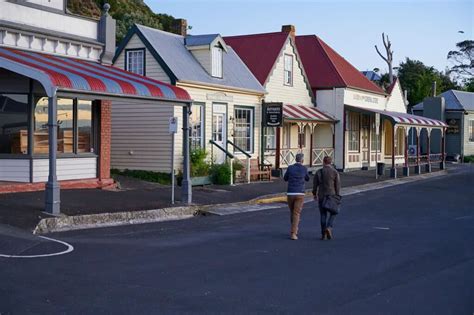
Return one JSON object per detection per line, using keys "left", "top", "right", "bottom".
{"left": 347, "top": 106, "right": 447, "bottom": 128}
{"left": 283, "top": 104, "right": 335, "bottom": 123}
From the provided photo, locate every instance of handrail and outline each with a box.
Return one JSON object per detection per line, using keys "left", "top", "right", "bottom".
{"left": 209, "top": 140, "right": 234, "bottom": 159}
{"left": 227, "top": 140, "right": 251, "bottom": 158}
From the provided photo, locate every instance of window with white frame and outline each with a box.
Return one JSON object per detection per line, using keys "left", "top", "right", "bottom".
{"left": 347, "top": 111, "right": 360, "bottom": 151}
{"left": 264, "top": 127, "right": 276, "bottom": 152}
{"left": 234, "top": 107, "right": 253, "bottom": 153}
{"left": 190, "top": 104, "right": 204, "bottom": 149}
{"left": 469, "top": 120, "right": 474, "bottom": 142}
{"left": 211, "top": 46, "right": 223, "bottom": 78}
{"left": 126, "top": 49, "right": 145, "bottom": 76}
{"left": 284, "top": 54, "right": 293, "bottom": 86}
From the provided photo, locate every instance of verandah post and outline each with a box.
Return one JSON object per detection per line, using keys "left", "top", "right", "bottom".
{"left": 390, "top": 123, "right": 397, "bottom": 178}
{"left": 45, "top": 91, "right": 60, "bottom": 214}
{"left": 182, "top": 103, "right": 192, "bottom": 204}
{"left": 403, "top": 127, "right": 410, "bottom": 176}
{"left": 415, "top": 128, "right": 421, "bottom": 174}
{"left": 425, "top": 128, "right": 432, "bottom": 173}
{"left": 275, "top": 127, "right": 281, "bottom": 170}
{"left": 440, "top": 128, "right": 446, "bottom": 170}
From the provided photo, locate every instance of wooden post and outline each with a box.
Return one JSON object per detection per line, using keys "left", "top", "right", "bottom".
{"left": 426, "top": 129, "right": 432, "bottom": 172}
{"left": 275, "top": 127, "right": 281, "bottom": 170}
{"left": 415, "top": 128, "right": 421, "bottom": 174}
{"left": 440, "top": 128, "right": 446, "bottom": 170}
{"left": 403, "top": 127, "right": 409, "bottom": 176}
{"left": 309, "top": 124, "right": 314, "bottom": 167}
{"left": 390, "top": 123, "right": 397, "bottom": 178}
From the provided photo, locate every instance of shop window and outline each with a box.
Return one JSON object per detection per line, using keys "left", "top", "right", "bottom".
{"left": 190, "top": 103, "right": 204, "bottom": 149}
{"left": 126, "top": 49, "right": 145, "bottom": 76}
{"left": 298, "top": 127, "right": 306, "bottom": 148}
{"left": 234, "top": 107, "right": 254, "bottom": 153}
{"left": 347, "top": 111, "right": 360, "bottom": 151}
{"left": 370, "top": 116, "right": 381, "bottom": 151}
{"left": 284, "top": 54, "right": 293, "bottom": 86}
{"left": 34, "top": 98, "right": 94, "bottom": 154}
{"left": 0, "top": 94, "right": 29, "bottom": 154}
{"left": 264, "top": 127, "right": 276, "bottom": 153}
{"left": 211, "top": 46, "right": 223, "bottom": 78}
{"left": 394, "top": 128, "right": 405, "bottom": 156}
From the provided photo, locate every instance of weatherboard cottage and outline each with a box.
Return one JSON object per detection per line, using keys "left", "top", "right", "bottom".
{"left": 112, "top": 22, "right": 266, "bottom": 178}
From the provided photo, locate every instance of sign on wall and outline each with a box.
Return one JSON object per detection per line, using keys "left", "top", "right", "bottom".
{"left": 446, "top": 118, "right": 460, "bottom": 134}
{"left": 169, "top": 117, "right": 178, "bottom": 134}
{"left": 262, "top": 102, "right": 283, "bottom": 127}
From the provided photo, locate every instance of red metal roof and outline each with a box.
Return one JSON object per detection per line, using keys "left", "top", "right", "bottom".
{"left": 224, "top": 32, "right": 289, "bottom": 85}
{"left": 296, "top": 35, "right": 386, "bottom": 95}
{"left": 0, "top": 47, "right": 191, "bottom": 101}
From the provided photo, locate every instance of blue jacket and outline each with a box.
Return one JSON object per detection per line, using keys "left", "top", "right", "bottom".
{"left": 284, "top": 163, "right": 310, "bottom": 194}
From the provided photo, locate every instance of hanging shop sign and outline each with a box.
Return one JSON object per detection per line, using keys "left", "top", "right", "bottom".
{"left": 262, "top": 102, "right": 283, "bottom": 127}
{"left": 446, "top": 118, "right": 460, "bottom": 134}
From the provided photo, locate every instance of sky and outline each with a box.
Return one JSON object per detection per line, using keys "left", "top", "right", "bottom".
{"left": 146, "top": 0, "right": 473, "bottom": 75}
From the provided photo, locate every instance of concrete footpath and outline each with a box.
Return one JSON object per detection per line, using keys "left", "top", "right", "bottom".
{"left": 0, "top": 164, "right": 460, "bottom": 234}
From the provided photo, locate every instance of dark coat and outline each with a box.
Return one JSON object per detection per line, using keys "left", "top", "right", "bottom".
{"left": 284, "top": 163, "right": 310, "bottom": 194}
{"left": 312, "top": 165, "right": 341, "bottom": 200}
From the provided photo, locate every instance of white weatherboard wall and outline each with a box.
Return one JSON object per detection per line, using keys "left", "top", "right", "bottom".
{"left": 463, "top": 113, "right": 474, "bottom": 156}
{"left": 111, "top": 100, "right": 175, "bottom": 172}
{"left": 175, "top": 84, "right": 262, "bottom": 168}
{"left": 32, "top": 158, "right": 97, "bottom": 182}
{"left": 316, "top": 88, "right": 345, "bottom": 169}
{"left": 0, "top": 159, "right": 30, "bottom": 182}
{"left": 113, "top": 34, "right": 171, "bottom": 84}
{"left": 264, "top": 39, "right": 313, "bottom": 106}
{"left": 386, "top": 80, "right": 407, "bottom": 113}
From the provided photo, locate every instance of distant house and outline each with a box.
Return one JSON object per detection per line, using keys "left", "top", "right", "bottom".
{"left": 361, "top": 70, "right": 382, "bottom": 82}
{"left": 296, "top": 35, "right": 447, "bottom": 176}
{"left": 225, "top": 25, "right": 336, "bottom": 172}
{"left": 112, "top": 23, "right": 265, "bottom": 174}
{"left": 413, "top": 90, "right": 474, "bottom": 159}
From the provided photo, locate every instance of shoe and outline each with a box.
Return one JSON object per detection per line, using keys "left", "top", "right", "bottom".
{"left": 290, "top": 234, "right": 298, "bottom": 240}
{"left": 320, "top": 233, "right": 326, "bottom": 240}
{"left": 325, "top": 228, "right": 333, "bottom": 240}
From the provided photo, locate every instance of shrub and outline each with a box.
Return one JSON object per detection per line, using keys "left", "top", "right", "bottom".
{"left": 210, "top": 163, "right": 232, "bottom": 185}
{"left": 464, "top": 155, "right": 474, "bottom": 163}
{"left": 190, "top": 148, "right": 211, "bottom": 177}
{"left": 111, "top": 169, "right": 171, "bottom": 185}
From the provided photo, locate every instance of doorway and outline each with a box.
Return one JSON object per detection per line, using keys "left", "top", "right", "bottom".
{"left": 212, "top": 104, "right": 227, "bottom": 164}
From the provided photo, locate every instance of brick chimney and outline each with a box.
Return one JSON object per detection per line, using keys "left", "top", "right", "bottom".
{"left": 282, "top": 25, "right": 296, "bottom": 39}
{"left": 171, "top": 18, "right": 188, "bottom": 36}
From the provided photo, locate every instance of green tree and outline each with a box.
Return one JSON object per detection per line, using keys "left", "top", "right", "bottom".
{"left": 447, "top": 40, "right": 474, "bottom": 90}
{"left": 397, "top": 58, "right": 458, "bottom": 107}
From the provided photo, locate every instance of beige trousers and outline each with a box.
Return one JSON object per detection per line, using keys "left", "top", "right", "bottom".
{"left": 287, "top": 195, "right": 305, "bottom": 235}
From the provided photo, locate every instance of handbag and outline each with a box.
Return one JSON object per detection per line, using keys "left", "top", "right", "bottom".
{"left": 320, "top": 169, "right": 341, "bottom": 215}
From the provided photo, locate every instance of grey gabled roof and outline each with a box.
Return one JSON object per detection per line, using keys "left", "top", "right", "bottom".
{"left": 412, "top": 90, "right": 474, "bottom": 111}
{"left": 132, "top": 25, "right": 265, "bottom": 94}
{"left": 185, "top": 34, "right": 219, "bottom": 47}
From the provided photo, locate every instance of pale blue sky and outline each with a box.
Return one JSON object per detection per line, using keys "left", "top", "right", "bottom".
{"left": 146, "top": 0, "right": 473, "bottom": 75}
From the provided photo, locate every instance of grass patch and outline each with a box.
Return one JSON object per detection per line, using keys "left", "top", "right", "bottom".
{"left": 111, "top": 169, "right": 171, "bottom": 185}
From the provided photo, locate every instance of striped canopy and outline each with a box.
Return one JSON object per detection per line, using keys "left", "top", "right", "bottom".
{"left": 283, "top": 104, "right": 335, "bottom": 123}
{"left": 0, "top": 47, "right": 190, "bottom": 101}
{"left": 348, "top": 106, "right": 448, "bottom": 128}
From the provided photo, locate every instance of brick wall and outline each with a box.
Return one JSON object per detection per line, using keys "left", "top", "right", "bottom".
{"left": 99, "top": 100, "right": 112, "bottom": 180}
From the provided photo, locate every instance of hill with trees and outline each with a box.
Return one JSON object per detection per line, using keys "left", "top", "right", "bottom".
{"left": 67, "top": 0, "right": 176, "bottom": 42}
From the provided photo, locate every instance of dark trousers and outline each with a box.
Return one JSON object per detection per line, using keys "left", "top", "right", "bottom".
{"left": 319, "top": 201, "right": 337, "bottom": 235}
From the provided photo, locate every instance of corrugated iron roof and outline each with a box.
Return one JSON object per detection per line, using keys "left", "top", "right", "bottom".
{"left": 224, "top": 32, "right": 289, "bottom": 85}
{"left": 0, "top": 47, "right": 191, "bottom": 101}
{"left": 127, "top": 25, "right": 265, "bottom": 94}
{"left": 296, "top": 35, "right": 386, "bottom": 95}
{"left": 412, "top": 90, "right": 474, "bottom": 111}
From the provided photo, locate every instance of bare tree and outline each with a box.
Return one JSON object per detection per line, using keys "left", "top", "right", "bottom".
{"left": 375, "top": 33, "right": 394, "bottom": 84}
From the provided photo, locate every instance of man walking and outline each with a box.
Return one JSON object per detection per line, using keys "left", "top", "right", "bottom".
{"left": 313, "top": 156, "right": 341, "bottom": 240}
{"left": 284, "top": 153, "right": 310, "bottom": 240}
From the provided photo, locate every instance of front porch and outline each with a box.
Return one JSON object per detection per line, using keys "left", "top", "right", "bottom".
{"left": 264, "top": 104, "right": 336, "bottom": 172}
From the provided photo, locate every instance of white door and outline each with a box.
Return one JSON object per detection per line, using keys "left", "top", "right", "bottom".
{"left": 212, "top": 106, "right": 227, "bottom": 164}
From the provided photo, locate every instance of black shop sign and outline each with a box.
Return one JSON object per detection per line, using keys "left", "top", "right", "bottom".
{"left": 446, "top": 118, "right": 460, "bottom": 134}
{"left": 263, "top": 102, "right": 283, "bottom": 127}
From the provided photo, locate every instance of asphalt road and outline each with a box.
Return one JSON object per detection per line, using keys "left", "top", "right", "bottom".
{"left": 1, "top": 167, "right": 473, "bottom": 314}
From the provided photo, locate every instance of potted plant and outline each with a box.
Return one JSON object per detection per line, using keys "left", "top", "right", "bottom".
{"left": 190, "top": 148, "right": 212, "bottom": 186}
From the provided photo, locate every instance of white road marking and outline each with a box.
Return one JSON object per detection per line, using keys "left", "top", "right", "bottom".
{"left": 454, "top": 215, "right": 473, "bottom": 220}
{"left": 0, "top": 236, "right": 74, "bottom": 259}
{"left": 373, "top": 227, "right": 390, "bottom": 230}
